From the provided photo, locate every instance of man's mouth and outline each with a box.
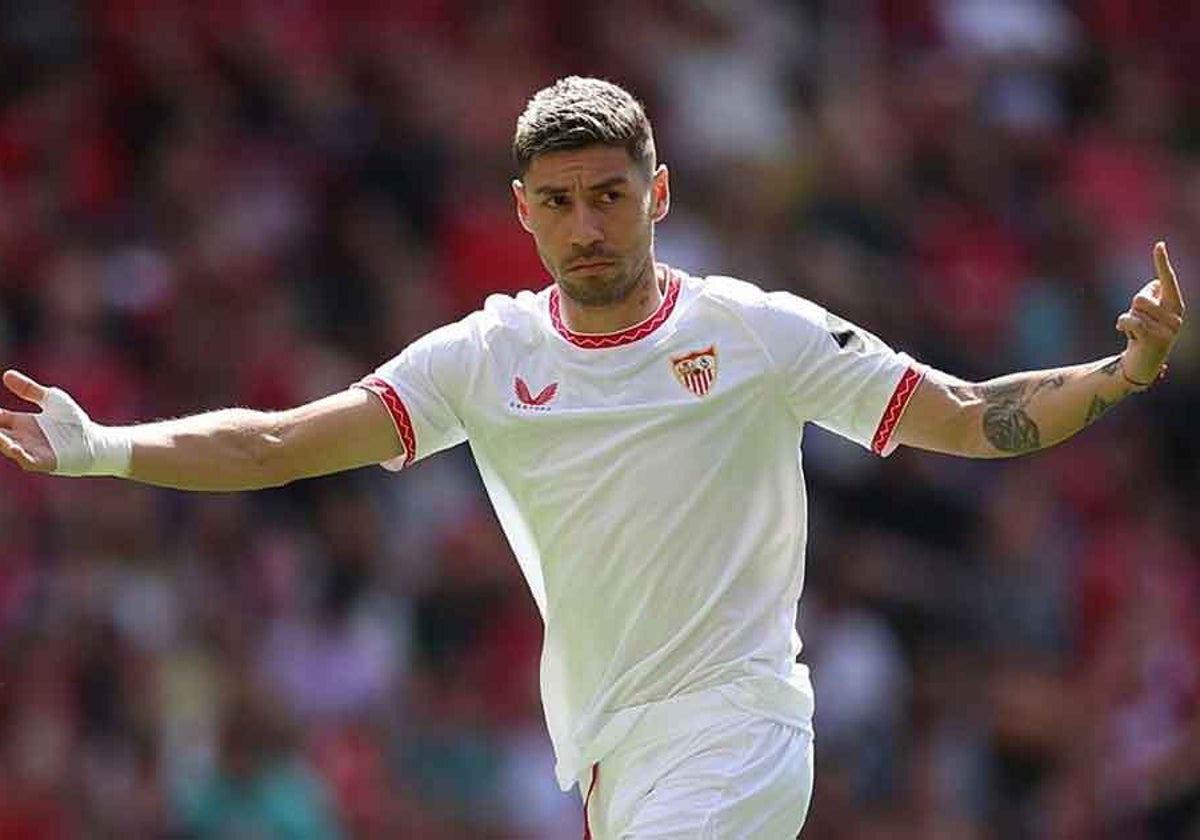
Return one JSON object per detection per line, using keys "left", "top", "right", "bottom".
{"left": 570, "top": 260, "right": 613, "bottom": 272}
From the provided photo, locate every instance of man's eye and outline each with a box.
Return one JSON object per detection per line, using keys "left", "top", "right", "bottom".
{"left": 599, "top": 191, "right": 622, "bottom": 204}
{"left": 543, "top": 195, "right": 567, "bottom": 209}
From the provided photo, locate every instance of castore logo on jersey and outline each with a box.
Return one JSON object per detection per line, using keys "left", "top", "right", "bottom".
{"left": 512, "top": 377, "right": 559, "bottom": 411}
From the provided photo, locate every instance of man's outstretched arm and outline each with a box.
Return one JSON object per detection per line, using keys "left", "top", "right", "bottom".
{"left": 0, "top": 373, "right": 403, "bottom": 490}
{"left": 893, "top": 242, "right": 1185, "bottom": 459}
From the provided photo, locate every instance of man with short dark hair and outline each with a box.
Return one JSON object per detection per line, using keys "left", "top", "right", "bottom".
{"left": 0, "top": 76, "right": 1185, "bottom": 837}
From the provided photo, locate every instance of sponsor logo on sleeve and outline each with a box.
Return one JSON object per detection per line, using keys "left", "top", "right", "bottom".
{"left": 825, "top": 312, "right": 864, "bottom": 352}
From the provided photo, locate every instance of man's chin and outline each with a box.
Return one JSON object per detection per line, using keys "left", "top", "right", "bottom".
{"left": 557, "top": 274, "right": 634, "bottom": 307}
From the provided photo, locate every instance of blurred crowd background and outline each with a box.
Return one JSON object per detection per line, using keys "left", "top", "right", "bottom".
{"left": 1, "top": 0, "right": 1199, "bottom": 837}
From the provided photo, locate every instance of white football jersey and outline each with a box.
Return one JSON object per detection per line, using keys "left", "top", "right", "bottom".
{"left": 356, "top": 265, "right": 922, "bottom": 790}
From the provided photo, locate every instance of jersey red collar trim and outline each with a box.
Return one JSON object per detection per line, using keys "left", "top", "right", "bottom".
{"left": 549, "top": 265, "right": 680, "bottom": 349}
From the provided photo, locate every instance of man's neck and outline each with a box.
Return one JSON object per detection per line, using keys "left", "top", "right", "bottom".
{"left": 557, "top": 261, "right": 663, "bottom": 335}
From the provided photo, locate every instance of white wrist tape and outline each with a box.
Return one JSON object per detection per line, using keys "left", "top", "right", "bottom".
{"left": 34, "top": 387, "right": 133, "bottom": 477}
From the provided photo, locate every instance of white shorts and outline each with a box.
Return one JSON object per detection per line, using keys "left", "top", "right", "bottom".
{"left": 579, "top": 705, "right": 814, "bottom": 838}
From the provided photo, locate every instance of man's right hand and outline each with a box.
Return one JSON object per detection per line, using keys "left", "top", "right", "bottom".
{"left": 4, "top": 366, "right": 405, "bottom": 489}
{"left": 0, "top": 370, "right": 60, "bottom": 473}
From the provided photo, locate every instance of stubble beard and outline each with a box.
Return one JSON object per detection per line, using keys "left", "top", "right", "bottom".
{"left": 552, "top": 234, "right": 656, "bottom": 309}
{"left": 556, "top": 261, "right": 644, "bottom": 307}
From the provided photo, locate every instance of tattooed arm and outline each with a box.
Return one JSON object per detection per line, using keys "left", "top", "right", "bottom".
{"left": 892, "top": 242, "right": 1185, "bottom": 459}
{"left": 893, "top": 356, "right": 1136, "bottom": 458}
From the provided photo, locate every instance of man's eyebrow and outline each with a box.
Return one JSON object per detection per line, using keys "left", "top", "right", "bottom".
{"left": 588, "top": 176, "right": 630, "bottom": 191}
{"left": 533, "top": 176, "right": 631, "bottom": 196}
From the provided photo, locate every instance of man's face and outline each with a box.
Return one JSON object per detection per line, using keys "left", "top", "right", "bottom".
{"left": 514, "top": 145, "right": 669, "bottom": 307}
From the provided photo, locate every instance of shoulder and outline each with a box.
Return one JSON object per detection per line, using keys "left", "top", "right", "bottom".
{"left": 685, "top": 272, "right": 826, "bottom": 329}
{"left": 673, "top": 269, "right": 839, "bottom": 371}
{"left": 473, "top": 287, "right": 552, "bottom": 344}
{"left": 416, "top": 287, "right": 550, "bottom": 354}
{"left": 691, "top": 273, "right": 770, "bottom": 306}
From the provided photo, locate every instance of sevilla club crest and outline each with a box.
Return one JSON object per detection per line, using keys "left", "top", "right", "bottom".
{"left": 671, "top": 346, "right": 718, "bottom": 398}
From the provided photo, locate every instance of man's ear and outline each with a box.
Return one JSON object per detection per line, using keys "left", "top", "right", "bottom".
{"left": 512, "top": 179, "right": 534, "bottom": 233}
{"left": 651, "top": 165, "right": 670, "bottom": 223}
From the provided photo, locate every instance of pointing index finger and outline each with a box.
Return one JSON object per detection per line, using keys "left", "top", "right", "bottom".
{"left": 1154, "top": 241, "right": 1185, "bottom": 314}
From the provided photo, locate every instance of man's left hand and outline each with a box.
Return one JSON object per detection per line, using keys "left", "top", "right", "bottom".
{"left": 1116, "top": 241, "right": 1186, "bottom": 386}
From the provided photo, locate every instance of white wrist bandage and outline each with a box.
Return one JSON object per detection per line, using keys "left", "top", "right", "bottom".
{"left": 34, "top": 387, "right": 133, "bottom": 477}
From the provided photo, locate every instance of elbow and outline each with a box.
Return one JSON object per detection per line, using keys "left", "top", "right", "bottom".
{"left": 248, "top": 434, "right": 292, "bottom": 487}
{"left": 958, "top": 407, "right": 1002, "bottom": 459}
{"left": 959, "top": 405, "right": 1024, "bottom": 459}
{"left": 237, "top": 417, "right": 296, "bottom": 488}
{"left": 955, "top": 410, "right": 989, "bottom": 458}
{"left": 944, "top": 399, "right": 996, "bottom": 459}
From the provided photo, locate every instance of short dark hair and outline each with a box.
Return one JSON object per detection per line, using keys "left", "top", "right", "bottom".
{"left": 513, "top": 76, "right": 655, "bottom": 177}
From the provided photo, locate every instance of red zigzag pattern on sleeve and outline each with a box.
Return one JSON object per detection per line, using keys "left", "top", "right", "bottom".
{"left": 357, "top": 376, "right": 417, "bottom": 468}
{"left": 871, "top": 367, "right": 923, "bottom": 456}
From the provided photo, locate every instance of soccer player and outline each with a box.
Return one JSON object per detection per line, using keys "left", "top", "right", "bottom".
{"left": 0, "top": 77, "right": 1185, "bottom": 838}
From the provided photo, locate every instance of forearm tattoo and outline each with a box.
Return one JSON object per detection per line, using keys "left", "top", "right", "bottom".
{"left": 951, "top": 374, "right": 1067, "bottom": 454}
{"left": 952, "top": 358, "right": 1126, "bottom": 454}
{"left": 1085, "top": 394, "right": 1115, "bottom": 426}
{"left": 1084, "top": 357, "right": 1123, "bottom": 426}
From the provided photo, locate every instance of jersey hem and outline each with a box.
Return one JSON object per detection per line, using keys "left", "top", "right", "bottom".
{"left": 557, "top": 671, "right": 815, "bottom": 791}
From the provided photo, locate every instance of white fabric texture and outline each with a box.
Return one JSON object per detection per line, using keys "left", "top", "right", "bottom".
{"left": 357, "top": 266, "right": 919, "bottom": 791}
{"left": 579, "top": 689, "right": 814, "bottom": 839}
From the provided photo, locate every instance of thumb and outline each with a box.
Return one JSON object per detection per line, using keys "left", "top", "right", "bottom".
{"left": 2, "top": 370, "right": 50, "bottom": 407}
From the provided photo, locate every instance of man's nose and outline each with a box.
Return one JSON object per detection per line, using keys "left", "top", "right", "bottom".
{"left": 568, "top": 204, "right": 604, "bottom": 249}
